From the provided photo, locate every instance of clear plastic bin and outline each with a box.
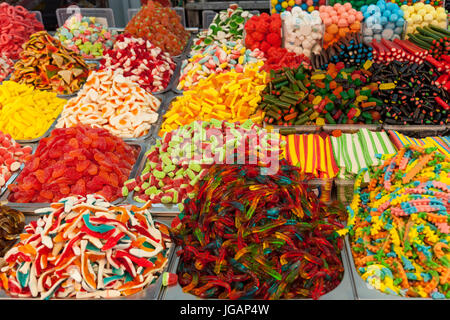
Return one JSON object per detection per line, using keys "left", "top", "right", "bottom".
{"left": 335, "top": 179, "right": 355, "bottom": 205}
{"left": 31, "top": 11, "right": 43, "bottom": 24}
{"left": 127, "top": 7, "right": 186, "bottom": 27}
{"left": 202, "top": 10, "right": 217, "bottom": 29}
{"left": 56, "top": 8, "right": 116, "bottom": 28}
{"left": 308, "top": 178, "right": 334, "bottom": 204}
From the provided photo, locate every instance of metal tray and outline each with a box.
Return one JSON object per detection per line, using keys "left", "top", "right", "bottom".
{"left": 160, "top": 243, "right": 356, "bottom": 300}
{"left": 344, "top": 236, "right": 447, "bottom": 300}
{"left": 0, "top": 217, "right": 175, "bottom": 300}
{"left": 0, "top": 141, "right": 148, "bottom": 213}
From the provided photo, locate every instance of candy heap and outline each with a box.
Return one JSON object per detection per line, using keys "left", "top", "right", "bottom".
{"left": 0, "top": 81, "right": 65, "bottom": 140}
{"left": 11, "top": 31, "right": 91, "bottom": 95}
{"left": 340, "top": 145, "right": 450, "bottom": 299}
{"left": 191, "top": 4, "right": 250, "bottom": 53}
{"left": 0, "top": 132, "right": 33, "bottom": 187}
{"left": 260, "top": 47, "right": 310, "bottom": 72}
{"left": 55, "top": 69, "right": 161, "bottom": 139}
{"left": 176, "top": 40, "right": 264, "bottom": 91}
{"left": 403, "top": 3, "right": 447, "bottom": 35}
{"left": 125, "top": 1, "right": 189, "bottom": 56}
{"left": 7, "top": 125, "right": 139, "bottom": 203}
{"left": 171, "top": 161, "right": 345, "bottom": 300}
{"left": 281, "top": 8, "right": 324, "bottom": 58}
{"left": 361, "top": 0, "right": 405, "bottom": 45}
{"left": 55, "top": 15, "right": 119, "bottom": 59}
{"left": 371, "top": 38, "right": 429, "bottom": 64}
{"left": 161, "top": 64, "right": 267, "bottom": 135}
{"left": 0, "top": 3, "right": 44, "bottom": 60}
{"left": 100, "top": 34, "right": 176, "bottom": 93}
{"left": 125, "top": 119, "right": 283, "bottom": 206}
{"left": 0, "top": 206, "right": 24, "bottom": 257}
{"left": 259, "top": 61, "right": 380, "bottom": 125}
{"left": 407, "top": 25, "right": 450, "bottom": 58}
{"left": 271, "top": 0, "right": 327, "bottom": 14}
{"left": 388, "top": 130, "right": 450, "bottom": 158}
{"left": 244, "top": 13, "right": 282, "bottom": 54}
{"left": 0, "top": 55, "right": 13, "bottom": 83}
{"left": 0, "top": 195, "right": 172, "bottom": 299}
{"left": 368, "top": 60, "right": 450, "bottom": 125}
{"left": 327, "top": 0, "right": 376, "bottom": 11}
{"left": 320, "top": 3, "right": 363, "bottom": 49}
{"left": 311, "top": 33, "right": 373, "bottom": 69}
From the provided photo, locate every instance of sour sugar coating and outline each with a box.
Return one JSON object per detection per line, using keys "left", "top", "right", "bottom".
{"left": 11, "top": 31, "right": 91, "bottom": 95}
{"left": 0, "top": 3, "right": 44, "bottom": 60}
{"left": 0, "top": 81, "right": 65, "bottom": 140}
{"left": 0, "top": 55, "right": 13, "bottom": 83}
{"left": 339, "top": 145, "right": 450, "bottom": 299}
{"left": 161, "top": 64, "right": 268, "bottom": 135}
{"left": 125, "top": 119, "right": 284, "bottom": 207}
{"left": 261, "top": 47, "right": 310, "bottom": 73}
{"left": 0, "top": 195, "right": 172, "bottom": 299}
{"left": 100, "top": 33, "right": 176, "bottom": 93}
{"left": 171, "top": 160, "right": 345, "bottom": 300}
{"left": 7, "top": 125, "right": 139, "bottom": 203}
{"left": 0, "top": 131, "right": 33, "bottom": 187}
{"left": 55, "top": 69, "right": 161, "bottom": 139}
{"left": 402, "top": 3, "right": 447, "bottom": 36}
{"left": 176, "top": 40, "right": 264, "bottom": 91}
{"left": 0, "top": 206, "right": 25, "bottom": 258}
{"left": 125, "top": 1, "right": 189, "bottom": 56}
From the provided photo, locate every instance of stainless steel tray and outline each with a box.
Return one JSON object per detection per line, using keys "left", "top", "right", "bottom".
{"left": 1, "top": 141, "right": 148, "bottom": 213}
{"left": 0, "top": 216, "right": 175, "bottom": 300}
{"left": 160, "top": 243, "right": 356, "bottom": 300}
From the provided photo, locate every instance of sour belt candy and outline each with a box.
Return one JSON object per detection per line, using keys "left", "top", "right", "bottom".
{"left": 176, "top": 40, "right": 264, "bottom": 91}
{"left": 0, "top": 131, "right": 33, "bottom": 187}
{"left": 11, "top": 31, "right": 91, "bottom": 95}
{"left": 171, "top": 160, "right": 345, "bottom": 300}
{"left": 0, "top": 81, "right": 65, "bottom": 140}
{"left": 0, "top": 3, "right": 44, "bottom": 60}
{"left": 0, "top": 195, "right": 172, "bottom": 299}
{"left": 125, "top": 119, "right": 283, "bottom": 207}
{"left": 0, "top": 55, "right": 13, "bottom": 83}
{"left": 55, "top": 14, "right": 118, "bottom": 59}
{"left": 339, "top": 145, "right": 450, "bottom": 299}
{"left": 55, "top": 69, "right": 161, "bottom": 139}
{"left": 161, "top": 64, "right": 267, "bottom": 135}
{"left": 125, "top": 1, "right": 189, "bottom": 56}
{"left": 100, "top": 33, "right": 176, "bottom": 93}
{"left": 7, "top": 125, "right": 139, "bottom": 203}
{"left": 388, "top": 130, "right": 450, "bottom": 158}
{"left": 0, "top": 206, "right": 25, "bottom": 258}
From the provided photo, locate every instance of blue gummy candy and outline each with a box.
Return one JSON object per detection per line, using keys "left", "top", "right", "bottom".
{"left": 380, "top": 16, "right": 388, "bottom": 26}
{"left": 396, "top": 17, "right": 405, "bottom": 27}
{"left": 383, "top": 10, "right": 392, "bottom": 18}
{"left": 386, "top": 22, "right": 395, "bottom": 30}
{"left": 361, "top": 5, "right": 369, "bottom": 13}
{"left": 389, "top": 13, "right": 398, "bottom": 22}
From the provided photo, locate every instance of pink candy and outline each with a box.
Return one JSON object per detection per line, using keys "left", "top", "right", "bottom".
{"left": 0, "top": 54, "right": 13, "bottom": 82}
{"left": 0, "top": 131, "right": 33, "bottom": 187}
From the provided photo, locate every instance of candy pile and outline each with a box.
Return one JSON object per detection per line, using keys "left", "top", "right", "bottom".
{"left": 403, "top": 3, "right": 447, "bottom": 35}
{"left": 320, "top": 4, "right": 363, "bottom": 49}
{"left": 125, "top": 119, "right": 283, "bottom": 206}
{"left": 0, "top": 3, "right": 44, "bottom": 60}
{"left": 7, "top": 125, "right": 139, "bottom": 203}
{"left": 361, "top": 0, "right": 405, "bottom": 45}
{"left": 0, "top": 195, "right": 172, "bottom": 299}
{"left": 176, "top": 40, "right": 264, "bottom": 91}
{"left": 281, "top": 8, "right": 324, "bottom": 58}
{"left": 368, "top": 60, "right": 450, "bottom": 125}
{"left": 271, "top": 0, "right": 327, "bottom": 14}
{"left": 190, "top": 5, "right": 250, "bottom": 54}
{"left": 55, "top": 15, "right": 118, "bottom": 59}
{"left": 11, "top": 31, "right": 91, "bottom": 95}
{"left": 55, "top": 69, "right": 161, "bottom": 139}
{"left": 259, "top": 61, "right": 380, "bottom": 125}
{"left": 0, "top": 55, "right": 13, "bottom": 83}
{"left": 0, "top": 206, "right": 25, "bottom": 257}
{"left": 100, "top": 34, "right": 176, "bottom": 93}
{"left": 407, "top": 25, "right": 450, "bottom": 58}
{"left": 0, "top": 131, "right": 33, "bottom": 187}
{"left": 171, "top": 161, "right": 345, "bottom": 300}
{"left": 371, "top": 38, "right": 429, "bottom": 64}
{"left": 0, "top": 81, "right": 65, "bottom": 140}
{"left": 125, "top": 1, "right": 189, "bottom": 56}
{"left": 327, "top": 0, "right": 376, "bottom": 11}
{"left": 340, "top": 145, "right": 450, "bottom": 299}
{"left": 260, "top": 47, "right": 310, "bottom": 72}
{"left": 311, "top": 33, "right": 373, "bottom": 69}
{"left": 161, "top": 64, "right": 267, "bottom": 135}
{"left": 244, "top": 13, "right": 282, "bottom": 54}
{"left": 388, "top": 130, "right": 450, "bottom": 158}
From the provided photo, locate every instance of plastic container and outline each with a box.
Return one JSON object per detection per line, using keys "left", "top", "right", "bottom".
{"left": 127, "top": 7, "right": 186, "bottom": 27}
{"left": 0, "top": 141, "right": 147, "bottom": 213}
{"left": 32, "top": 11, "right": 43, "bottom": 24}
{"left": 56, "top": 8, "right": 116, "bottom": 28}
{"left": 335, "top": 179, "right": 355, "bottom": 205}
{"left": 160, "top": 243, "right": 356, "bottom": 300}
{"left": 308, "top": 178, "right": 334, "bottom": 204}
{"left": 202, "top": 10, "right": 217, "bottom": 29}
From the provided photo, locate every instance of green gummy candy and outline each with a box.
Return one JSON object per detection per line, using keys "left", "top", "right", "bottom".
{"left": 172, "top": 191, "right": 179, "bottom": 203}
{"left": 158, "top": 180, "right": 164, "bottom": 188}
{"left": 210, "top": 119, "right": 222, "bottom": 128}
{"left": 149, "top": 162, "right": 157, "bottom": 169}
{"left": 161, "top": 196, "right": 173, "bottom": 204}
{"left": 186, "top": 168, "right": 195, "bottom": 180}
{"left": 161, "top": 154, "right": 172, "bottom": 166}
{"left": 141, "top": 182, "right": 150, "bottom": 190}
{"left": 188, "top": 192, "right": 196, "bottom": 199}
{"left": 134, "top": 186, "right": 141, "bottom": 192}
{"left": 163, "top": 164, "right": 176, "bottom": 173}
{"left": 153, "top": 170, "right": 165, "bottom": 179}
{"left": 122, "top": 186, "right": 129, "bottom": 197}
{"left": 189, "top": 163, "right": 202, "bottom": 173}
{"left": 176, "top": 168, "right": 184, "bottom": 176}
{"left": 134, "top": 196, "right": 146, "bottom": 203}
{"left": 168, "top": 172, "right": 175, "bottom": 178}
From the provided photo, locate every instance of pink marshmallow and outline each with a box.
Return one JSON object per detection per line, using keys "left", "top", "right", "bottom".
{"left": 323, "top": 17, "right": 332, "bottom": 26}
{"left": 327, "top": 8, "right": 337, "bottom": 16}
{"left": 356, "top": 11, "right": 364, "bottom": 21}
{"left": 295, "top": 0, "right": 302, "bottom": 4}
{"left": 319, "top": 5, "right": 326, "bottom": 12}
{"left": 306, "top": 0, "right": 313, "bottom": 6}
{"left": 337, "top": 6, "right": 347, "bottom": 15}
{"left": 333, "top": 3, "right": 342, "bottom": 10}
{"left": 331, "top": 15, "right": 339, "bottom": 24}
{"left": 320, "top": 12, "right": 330, "bottom": 20}
{"left": 349, "top": 8, "right": 357, "bottom": 16}
{"left": 343, "top": 2, "right": 352, "bottom": 10}
{"left": 346, "top": 15, "right": 355, "bottom": 24}
{"left": 337, "top": 18, "right": 348, "bottom": 27}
